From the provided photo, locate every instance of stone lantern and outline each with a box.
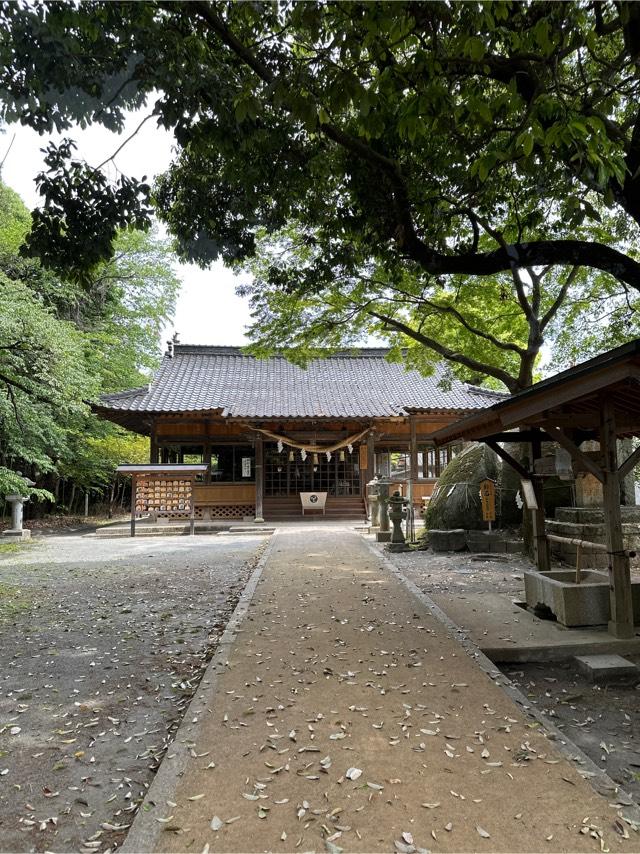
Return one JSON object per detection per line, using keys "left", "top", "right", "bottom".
{"left": 387, "top": 490, "right": 410, "bottom": 552}
{"left": 375, "top": 476, "right": 393, "bottom": 543}
{"left": 3, "top": 477, "right": 35, "bottom": 539}
{"left": 367, "top": 474, "right": 381, "bottom": 527}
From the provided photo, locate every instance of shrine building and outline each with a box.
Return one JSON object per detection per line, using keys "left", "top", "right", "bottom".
{"left": 95, "top": 344, "right": 505, "bottom": 522}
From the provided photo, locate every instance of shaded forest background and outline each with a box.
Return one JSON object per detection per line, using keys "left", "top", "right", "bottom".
{"left": 0, "top": 180, "right": 179, "bottom": 520}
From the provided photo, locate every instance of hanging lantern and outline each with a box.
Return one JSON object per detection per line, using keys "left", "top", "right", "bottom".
{"left": 326, "top": 451, "right": 332, "bottom": 462}
{"left": 288, "top": 450, "right": 294, "bottom": 462}
{"left": 347, "top": 444, "right": 353, "bottom": 454}
{"left": 313, "top": 453, "right": 319, "bottom": 464}
{"left": 301, "top": 449, "right": 307, "bottom": 461}
{"left": 339, "top": 450, "right": 345, "bottom": 462}
{"left": 277, "top": 440, "right": 284, "bottom": 453}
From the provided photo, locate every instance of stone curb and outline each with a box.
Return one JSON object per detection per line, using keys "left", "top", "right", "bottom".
{"left": 122, "top": 533, "right": 277, "bottom": 853}
{"left": 365, "top": 538, "right": 640, "bottom": 824}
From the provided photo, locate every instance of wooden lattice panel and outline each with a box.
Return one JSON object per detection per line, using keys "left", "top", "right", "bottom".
{"left": 209, "top": 504, "right": 254, "bottom": 519}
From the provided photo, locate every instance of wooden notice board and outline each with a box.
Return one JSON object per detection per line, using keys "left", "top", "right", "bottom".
{"left": 479, "top": 479, "right": 496, "bottom": 522}
{"left": 359, "top": 444, "right": 368, "bottom": 470}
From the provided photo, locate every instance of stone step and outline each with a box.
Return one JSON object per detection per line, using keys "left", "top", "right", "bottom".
{"left": 546, "top": 520, "right": 640, "bottom": 568}
{"left": 547, "top": 519, "right": 640, "bottom": 537}
{"left": 555, "top": 506, "right": 640, "bottom": 523}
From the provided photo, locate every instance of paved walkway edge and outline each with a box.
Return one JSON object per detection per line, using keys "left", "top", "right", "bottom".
{"left": 367, "top": 540, "right": 640, "bottom": 824}
{"left": 122, "top": 534, "right": 276, "bottom": 853}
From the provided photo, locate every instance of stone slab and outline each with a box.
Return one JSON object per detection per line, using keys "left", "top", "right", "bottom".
{"left": 431, "top": 590, "right": 640, "bottom": 662}
{"left": 1, "top": 529, "right": 31, "bottom": 539}
{"left": 575, "top": 653, "right": 639, "bottom": 682}
{"left": 428, "top": 528, "right": 466, "bottom": 551}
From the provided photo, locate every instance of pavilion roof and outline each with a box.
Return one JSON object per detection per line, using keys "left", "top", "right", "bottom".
{"left": 430, "top": 339, "right": 640, "bottom": 445}
{"left": 95, "top": 345, "right": 505, "bottom": 432}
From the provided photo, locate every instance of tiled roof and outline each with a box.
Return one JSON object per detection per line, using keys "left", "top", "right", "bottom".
{"left": 97, "top": 346, "right": 507, "bottom": 419}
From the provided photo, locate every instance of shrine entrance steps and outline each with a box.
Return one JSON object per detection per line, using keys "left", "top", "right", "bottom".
{"left": 263, "top": 494, "right": 366, "bottom": 521}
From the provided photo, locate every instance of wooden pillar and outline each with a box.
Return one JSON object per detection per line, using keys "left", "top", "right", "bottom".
{"left": 254, "top": 434, "right": 264, "bottom": 523}
{"left": 150, "top": 435, "right": 159, "bottom": 464}
{"left": 364, "top": 429, "right": 375, "bottom": 491}
{"left": 130, "top": 475, "right": 137, "bottom": 537}
{"left": 600, "top": 400, "right": 634, "bottom": 638}
{"left": 409, "top": 415, "right": 418, "bottom": 482}
{"left": 189, "top": 477, "right": 195, "bottom": 536}
{"left": 530, "top": 431, "right": 550, "bottom": 572}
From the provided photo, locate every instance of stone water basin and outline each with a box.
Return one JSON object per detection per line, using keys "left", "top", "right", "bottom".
{"left": 524, "top": 569, "right": 640, "bottom": 627}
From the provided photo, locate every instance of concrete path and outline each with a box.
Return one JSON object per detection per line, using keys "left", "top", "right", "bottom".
{"left": 137, "top": 526, "right": 633, "bottom": 853}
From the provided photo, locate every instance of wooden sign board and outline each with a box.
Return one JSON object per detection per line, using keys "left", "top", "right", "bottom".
{"left": 359, "top": 444, "right": 367, "bottom": 470}
{"left": 520, "top": 479, "right": 538, "bottom": 510}
{"left": 479, "top": 479, "right": 496, "bottom": 522}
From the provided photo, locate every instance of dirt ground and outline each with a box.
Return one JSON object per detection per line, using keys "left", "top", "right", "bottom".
{"left": 504, "top": 660, "right": 640, "bottom": 805}
{"left": 0, "top": 533, "right": 268, "bottom": 853}
{"left": 130, "top": 526, "right": 633, "bottom": 854}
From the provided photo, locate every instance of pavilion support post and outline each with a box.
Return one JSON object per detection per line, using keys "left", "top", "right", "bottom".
{"left": 130, "top": 475, "right": 137, "bottom": 537}
{"left": 600, "top": 400, "right": 635, "bottom": 638}
{"left": 530, "top": 431, "right": 551, "bottom": 573}
{"left": 150, "top": 436, "right": 159, "bottom": 464}
{"left": 254, "top": 434, "right": 265, "bottom": 523}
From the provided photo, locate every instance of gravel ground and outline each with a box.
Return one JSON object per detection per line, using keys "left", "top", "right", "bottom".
{"left": 0, "top": 533, "right": 269, "bottom": 853}
{"left": 375, "top": 544, "right": 534, "bottom": 598}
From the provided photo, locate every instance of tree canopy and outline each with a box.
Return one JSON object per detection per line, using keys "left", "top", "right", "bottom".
{"left": 0, "top": 181, "right": 179, "bottom": 505}
{"left": 2, "top": 0, "right": 640, "bottom": 301}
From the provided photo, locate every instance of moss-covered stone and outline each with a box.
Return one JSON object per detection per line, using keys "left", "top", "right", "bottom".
{"left": 425, "top": 444, "right": 499, "bottom": 531}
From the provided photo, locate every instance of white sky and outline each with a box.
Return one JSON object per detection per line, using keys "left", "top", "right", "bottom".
{"left": 1, "top": 111, "right": 252, "bottom": 348}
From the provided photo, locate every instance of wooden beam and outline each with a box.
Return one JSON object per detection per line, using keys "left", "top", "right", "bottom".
{"left": 482, "top": 431, "right": 553, "bottom": 444}
{"left": 485, "top": 439, "right": 530, "bottom": 480}
{"left": 600, "top": 399, "right": 635, "bottom": 638}
{"left": 618, "top": 442, "right": 640, "bottom": 481}
{"left": 543, "top": 425, "right": 605, "bottom": 482}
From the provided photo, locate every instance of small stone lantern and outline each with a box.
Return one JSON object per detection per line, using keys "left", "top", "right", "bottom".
{"left": 3, "top": 478, "right": 35, "bottom": 539}
{"left": 387, "top": 490, "right": 410, "bottom": 552}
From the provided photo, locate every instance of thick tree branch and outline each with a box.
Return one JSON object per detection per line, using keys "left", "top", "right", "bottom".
{"left": 402, "top": 237, "right": 640, "bottom": 291}
{"left": 0, "top": 372, "right": 57, "bottom": 407}
{"left": 420, "top": 298, "right": 526, "bottom": 356}
{"left": 368, "top": 310, "right": 517, "bottom": 391}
